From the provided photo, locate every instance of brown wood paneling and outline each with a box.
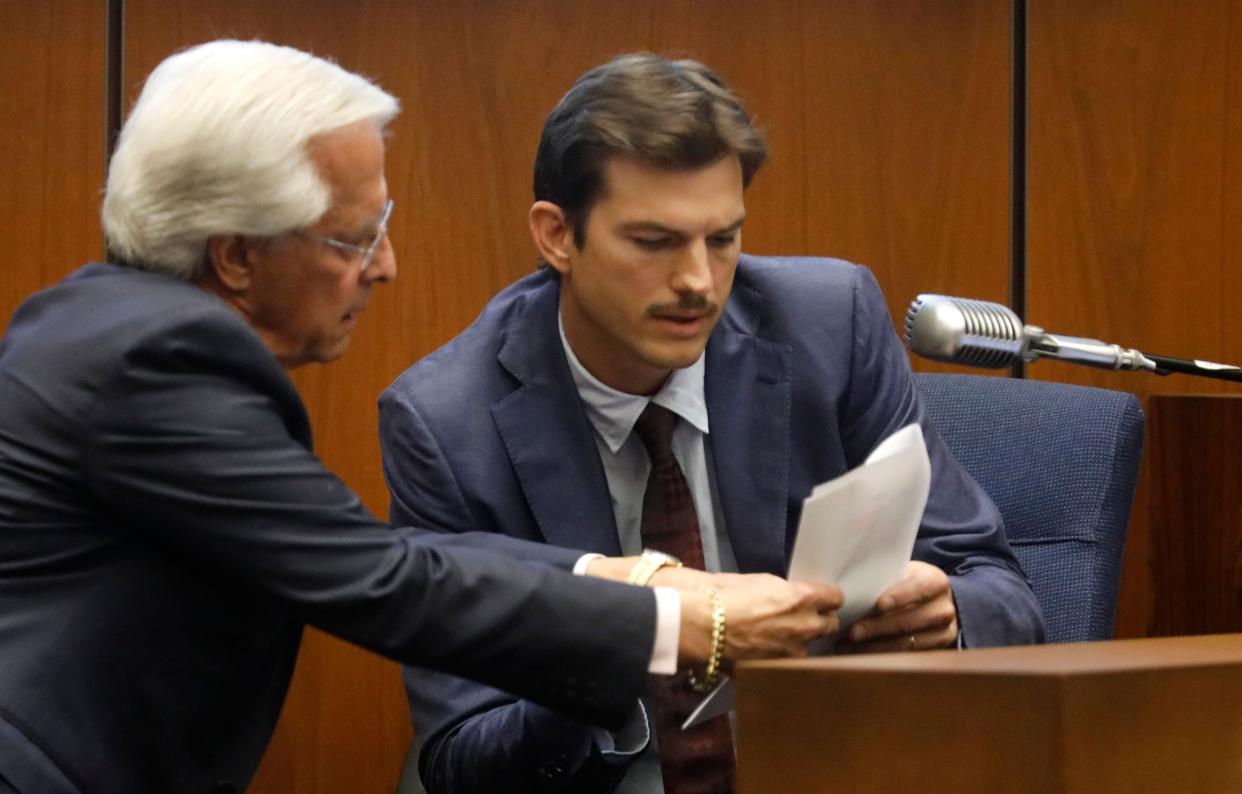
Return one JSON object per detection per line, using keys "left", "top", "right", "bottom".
{"left": 1028, "top": 0, "right": 1242, "bottom": 639}
{"left": 0, "top": 0, "right": 106, "bottom": 334}
{"left": 121, "top": 1, "right": 1013, "bottom": 790}
{"left": 681, "top": 0, "right": 1015, "bottom": 375}
{"left": 1145, "top": 396, "right": 1242, "bottom": 637}
{"left": 1028, "top": 0, "right": 1242, "bottom": 397}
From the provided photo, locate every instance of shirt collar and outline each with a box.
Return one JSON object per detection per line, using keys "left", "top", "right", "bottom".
{"left": 559, "top": 311, "right": 709, "bottom": 453}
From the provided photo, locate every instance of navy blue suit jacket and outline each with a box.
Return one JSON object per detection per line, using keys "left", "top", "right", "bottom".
{"left": 0, "top": 264, "right": 658, "bottom": 794}
{"left": 379, "top": 256, "right": 1045, "bottom": 793}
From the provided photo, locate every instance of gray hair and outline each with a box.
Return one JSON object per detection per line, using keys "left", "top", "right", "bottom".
{"left": 102, "top": 39, "right": 399, "bottom": 279}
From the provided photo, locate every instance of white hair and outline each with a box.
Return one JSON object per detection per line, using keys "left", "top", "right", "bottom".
{"left": 102, "top": 39, "right": 400, "bottom": 279}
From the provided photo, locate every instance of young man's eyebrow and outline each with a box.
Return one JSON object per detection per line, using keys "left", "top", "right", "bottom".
{"left": 616, "top": 216, "right": 746, "bottom": 236}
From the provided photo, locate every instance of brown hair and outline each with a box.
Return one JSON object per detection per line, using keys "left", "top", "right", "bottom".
{"left": 533, "top": 53, "right": 767, "bottom": 246}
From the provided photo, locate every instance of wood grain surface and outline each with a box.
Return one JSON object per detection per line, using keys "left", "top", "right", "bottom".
{"left": 1145, "top": 396, "right": 1242, "bottom": 638}
{"left": 736, "top": 635, "right": 1242, "bottom": 792}
{"left": 1027, "top": 0, "right": 1242, "bottom": 396}
{"left": 0, "top": 0, "right": 106, "bottom": 334}
{"left": 1027, "top": 0, "right": 1242, "bottom": 639}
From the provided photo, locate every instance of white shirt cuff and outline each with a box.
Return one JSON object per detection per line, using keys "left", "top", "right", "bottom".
{"left": 648, "top": 586, "right": 681, "bottom": 674}
{"left": 573, "top": 553, "right": 680, "bottom": 674}
{"left": 573, "top": 552, "right": 604, "bottom": 576}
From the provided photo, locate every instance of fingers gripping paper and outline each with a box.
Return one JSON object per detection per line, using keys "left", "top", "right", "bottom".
{"left": 682, "top": 424, "right": 932, "bottom": 730}
{"left": 787, "top": 422, "right": 932, "bottom": 626}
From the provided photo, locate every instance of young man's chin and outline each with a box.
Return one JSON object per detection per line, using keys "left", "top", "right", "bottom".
{"left": 642, "top": 340, "right": 709, "bottom": 373}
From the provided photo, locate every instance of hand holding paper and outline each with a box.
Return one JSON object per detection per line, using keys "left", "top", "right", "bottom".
{"left": 682, "top": 424, "right": 933, "bottom": 729}
{"left": 786, "top": 422, "right": 931, "bottom": 627}
{"left": 839, "top": 560, "right": 959, "bottom": 653}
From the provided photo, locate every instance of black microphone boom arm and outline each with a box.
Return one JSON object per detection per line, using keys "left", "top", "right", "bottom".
{"left": 1145, "top": 354, "right": 1242, "bottom": 383}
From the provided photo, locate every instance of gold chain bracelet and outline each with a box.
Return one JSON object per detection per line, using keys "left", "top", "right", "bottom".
{"left": 687, "top": 588, "right": 725, "bottom": 693}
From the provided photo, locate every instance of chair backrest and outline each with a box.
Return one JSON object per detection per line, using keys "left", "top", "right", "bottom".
{"left": 914, "top": 373, "right": 1145, "bottom": 643}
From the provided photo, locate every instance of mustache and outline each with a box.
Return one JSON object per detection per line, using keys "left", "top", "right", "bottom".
{"left": 645, "top": 294, "right": 716, "bottom": 316}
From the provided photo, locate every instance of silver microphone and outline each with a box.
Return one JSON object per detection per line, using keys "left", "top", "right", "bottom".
{"left": 904, "top": 295, "right": 1159, "bottom": 372}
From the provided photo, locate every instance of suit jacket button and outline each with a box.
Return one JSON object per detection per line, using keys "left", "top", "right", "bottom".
{"left": 537, "top": 756, "right": 567, "bottom": 779}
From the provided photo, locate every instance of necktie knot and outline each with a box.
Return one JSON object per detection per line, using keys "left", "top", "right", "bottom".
{"left": 634, "top": 402, "right": 678, "bottom": 465}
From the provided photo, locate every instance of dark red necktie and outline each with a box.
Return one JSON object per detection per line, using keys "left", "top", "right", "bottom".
{"left": 633, "top": 402, "right": 735, "bottom": 794}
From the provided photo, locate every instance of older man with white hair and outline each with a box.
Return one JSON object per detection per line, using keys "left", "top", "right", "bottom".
{"left": 0, "top": 40, "right": 842, "bottom": 794}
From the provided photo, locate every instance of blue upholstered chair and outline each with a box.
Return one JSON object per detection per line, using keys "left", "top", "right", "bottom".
{"left": 914, "top": 373, "right": 1145, "bottom": 643}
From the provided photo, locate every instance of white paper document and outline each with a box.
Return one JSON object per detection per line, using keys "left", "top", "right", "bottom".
{"left": 681, "top": 423, "right": 932, "bottom": 730}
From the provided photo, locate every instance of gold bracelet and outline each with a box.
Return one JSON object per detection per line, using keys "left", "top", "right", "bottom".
{"left": 688, "top": 588, "right": 726, "bottom": 694}
{"left": 626, "top": 549, "right": 682, "bottom": 586}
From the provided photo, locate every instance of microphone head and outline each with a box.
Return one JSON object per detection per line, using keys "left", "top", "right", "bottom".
{"left": 904, "top": 294, "right": 1027, "bottom": 368}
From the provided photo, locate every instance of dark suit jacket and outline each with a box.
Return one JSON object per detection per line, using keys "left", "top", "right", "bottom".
{"left": 0, "top": 263, "right": 657, "bottom": 794}
{"left": 379, "top": 255, "right": 1046, "bottom": 793}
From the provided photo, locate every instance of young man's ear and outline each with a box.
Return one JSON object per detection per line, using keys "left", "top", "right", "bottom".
{"left": 528, "top": 201, "right": 576, "bottom": 275}
{"left": 203, "top": 235, "right": 257, "bottom": 292}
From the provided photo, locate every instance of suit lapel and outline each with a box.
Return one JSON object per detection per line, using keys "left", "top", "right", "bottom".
{"left": 705, "top": 280, "right": 792, "bottom": 575}
{"left": 491, "top": 280, "right": 624, "bottom": 556}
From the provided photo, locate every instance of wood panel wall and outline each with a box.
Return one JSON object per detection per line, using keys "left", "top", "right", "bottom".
{"left": 0, "top": 0, "right": 106, "bottom": 334}
{"left": 1145, "top": 397, "right": 1242, "bottom": 638}
{"left": 1027, "top": 0, "right": 1242, "bottom": 638}
{"left": 25, "top": 0, "right": 1242, "bottom": 791}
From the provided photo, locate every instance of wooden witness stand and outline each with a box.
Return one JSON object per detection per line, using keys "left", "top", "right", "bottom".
{"left": 734, "top": 634, "right": 1242, "bottom": 793}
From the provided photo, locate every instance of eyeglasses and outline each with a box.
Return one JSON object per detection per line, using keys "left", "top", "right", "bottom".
{"left": 298, "top": 199, "right": 394, "bottom": 272}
